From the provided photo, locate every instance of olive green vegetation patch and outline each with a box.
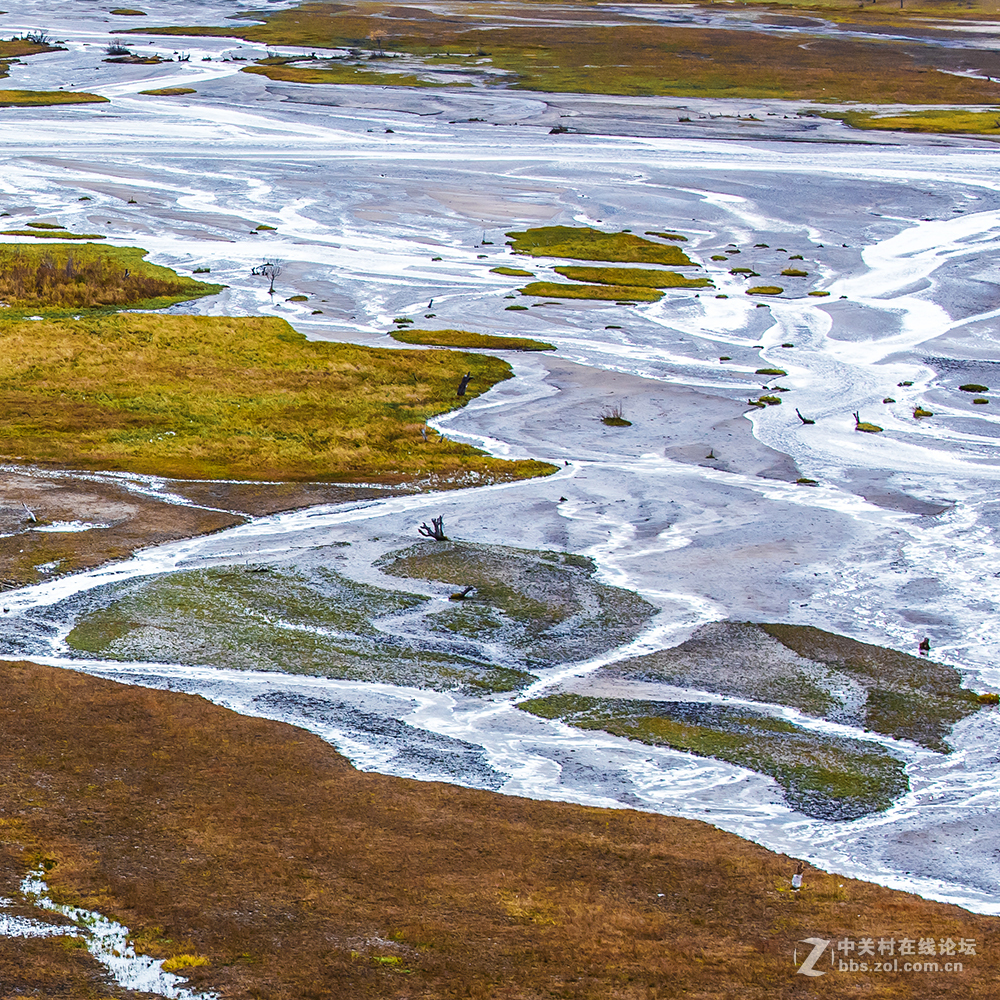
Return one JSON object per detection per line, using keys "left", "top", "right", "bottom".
{"left": 554, "top": 265, "right": 711, "bottom": 289}
{"left": 600, "top": 621, "right": 983, "bottom": 752}
{"left": 506, "top": 227, "right": 696, "bottom": 266}
{"left": 378, "top": 542, "right": 658, "bottom": 669}
{"left": 748, "top": 286, "right": 783, "bottom": 295}
{"left": 0, "top": 242, "right": 221, "bottom": 312}
{"left": 390, "top": 328, "right": 555, "bottom": 351}
{"left": 0, "top": 90, "right": 108, "bottom": 106}
{"left": 243, "top": 62, "right": 447, "bottom": 89}
{"left": 517, "top": 694, "right": 908, "bottom": 820}
{"left": 110, "top": 7, "right": 146, "bottom": 13}
{"left": 645, "top": 231, "right": 687, "bottom": 241}
{"left": 821, "top": 108, "right": 1000, "bottom": 135}
{"left": 490, "top": 266, "right": 534, "bottom": 277}
{"left": 2, "top": 230, "right": 106, "bottom": 240}
{"left": 65, "top": 565, "right": 533, "bottom": 695}
{"left": 140, "top": 87, "right": 196, "bottom": 96}
{"left": 0, "top": 312, "right": 555, "bottom": 484}
{"left": 520, "top": 282, "right": 662, "bottom": 302}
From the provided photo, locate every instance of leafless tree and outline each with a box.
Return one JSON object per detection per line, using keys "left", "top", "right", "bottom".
{"left": 252, "top": 260, "right": 282, "bottom": 295}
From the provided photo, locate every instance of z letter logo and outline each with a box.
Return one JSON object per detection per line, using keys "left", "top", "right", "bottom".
{"left": 796, "top": 938, "right": 831, "bottom": 977}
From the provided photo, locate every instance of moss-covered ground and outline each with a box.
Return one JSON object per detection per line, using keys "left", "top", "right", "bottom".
{"left": 64, "top": 542, "right": 657, "bottom": 689}
{"left": 2, "top": 660, "right": 996, "bottom": 999}
{"left": 0, "top": 312, "right": 554, "bottom": 483}
{"left": 389, "top": 328, "right": 554, "bottom": 351}
{"left": 518, "top": 693, "right": 908, "bottom": 819}
{"left": 602, "top": 622, "right": 983, "bottom": 752}
{"left": 379, "top": 542, "right": 658, "bottom": 669}
{"left": 65, "top": 564, "right": 533, "bottom": 694}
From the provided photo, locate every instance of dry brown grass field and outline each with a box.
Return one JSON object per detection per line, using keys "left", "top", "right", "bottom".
{"left": 0, "top": 659, "right": 997, "bottom": 999}
{"left": 146, "top": 1, "right": 1000, "bottom": 102}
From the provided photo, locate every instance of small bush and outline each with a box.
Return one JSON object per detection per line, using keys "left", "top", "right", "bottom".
{"left": 601, "top": 402, "right": 631, "bottom": 426}
{"left": 960, "top": 383, "right": 989, "bottom": 393}
{"left": 162, "top": 954, "right": 209, "bottom": 972}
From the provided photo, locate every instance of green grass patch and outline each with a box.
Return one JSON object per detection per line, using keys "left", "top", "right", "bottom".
{"left": 242, "top": 62, "right": 447, "bottom": 89}
{"left": 748, "top": 286, "right": 783, "bottom": 296}
{"left": 781, "top": 268, "right": 809, "bottom": 277}
{"left": 960, "top": 383, "right": 990, "bottom": 392}
{"left": 645, "top": 231, "right": 687, "bottom": 241}
{"left": 110, "top": 7, "right": 146, "bottom": 13}
{"left": 822, "top": 108, "right": 1000, "bottom": 135}
{"left": 553, "top": 265, "right": 710, "bottom": 288}
{"left": 755, "top": 368, "right": 787, "bottom": 376}
{"left": 490, "top": 266, "right": 534, "bottom": 277}
{"left": 379, "top": 542, "right": 656, "bottom": 669}
{"left": 390, "top": 328, "right": 554, "bottom": 351}
{"left": 0, "top": 90, "right": 108, "bottom": 107}
{"left": 2, "top": 230, "right": 106, "bottom": 240}
{"left": 0, "top": 243, "right": 220, "bottom": 312}
{"left": 507, "top": 227, "right": 696, "bottom": 266}
{"left": 808, "top": 290, "right": 830, "bottom": 296}
{"left": 601, "top": 621, "right": 982, "bottom": 753}
{"left": 139, "top": 87, "right": 196, "bottom": 96}
{"left": 65, "top": 564, "right": 532, "bottom": 694}
{"left": 0, "top": 313, "right": 555, "bottom": 483}
{"left": 517, "top": 693, "right": 908, "bottom": 820}
{"left": 520, "top": 282, "right": 662, "bottom": 302}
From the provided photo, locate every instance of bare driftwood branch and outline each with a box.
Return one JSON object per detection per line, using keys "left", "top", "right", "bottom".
{"left": 417, "top": 515, "right": 448, "bottom": 541}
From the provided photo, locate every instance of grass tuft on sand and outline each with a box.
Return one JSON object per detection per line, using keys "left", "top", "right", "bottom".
{"left": 507, "top": 226, "right": 696, "bottom": 266}
{"left": 389, "top": 328, "right": 555, "bottom": 351}
{"left": 0, "top": 313, "right": 555, "bottom": 484}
